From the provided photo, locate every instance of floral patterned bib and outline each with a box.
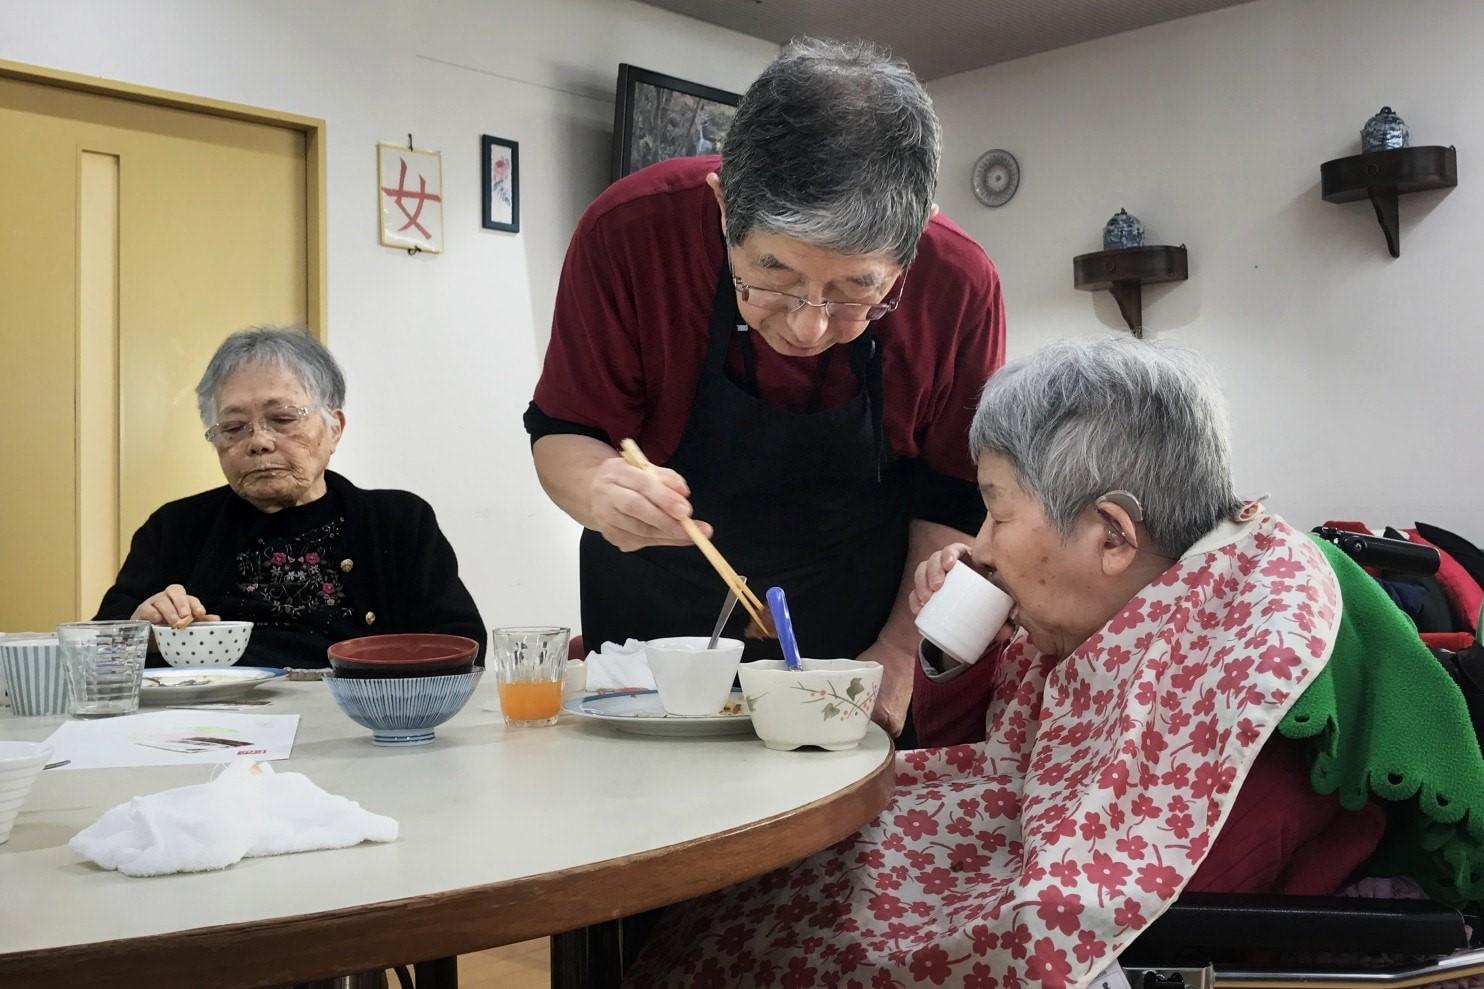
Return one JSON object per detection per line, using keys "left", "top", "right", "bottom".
{"left": 627, "top": 513, "right": 1340, "bottom": 989}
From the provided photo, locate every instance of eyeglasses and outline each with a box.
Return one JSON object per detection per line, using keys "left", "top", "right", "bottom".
{"left": 204, "top": 405, "right": 317, "bottom": 447}
{"left": 730, "top": 264, "right": 908, "bottom": 323}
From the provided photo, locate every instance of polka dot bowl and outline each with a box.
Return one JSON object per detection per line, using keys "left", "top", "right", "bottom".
{"left": 154, "top": 621, "right": 254, "bottom": 668}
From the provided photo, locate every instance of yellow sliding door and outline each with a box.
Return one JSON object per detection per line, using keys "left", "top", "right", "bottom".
{"left": 0, "top": 66, "right": 323, "bottom": 631}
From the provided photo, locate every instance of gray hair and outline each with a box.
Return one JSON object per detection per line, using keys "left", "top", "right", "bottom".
{"left": 195, "top": 326, "right": 345, "bottom": 426}
{"left": 720, "top": 37, "right": 941, "bottom": 267}
{"left": 970, "top": 337, "right": 1241, "bottom": 556}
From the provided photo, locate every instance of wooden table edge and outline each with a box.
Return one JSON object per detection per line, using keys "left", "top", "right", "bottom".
{"left": 0, "top": 740, "right": 897, "bottom": 988}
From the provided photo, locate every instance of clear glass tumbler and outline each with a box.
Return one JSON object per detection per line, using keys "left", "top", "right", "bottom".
{"left": 491, "top": 626, "right": 569, "bottom": 728}
{"left": 56, "top": 621, "right": 149, "bottom": 718}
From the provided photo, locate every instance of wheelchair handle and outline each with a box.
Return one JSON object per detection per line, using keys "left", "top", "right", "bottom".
{"left": 1312, "top": 527, "right": 1440, "bottom": 576}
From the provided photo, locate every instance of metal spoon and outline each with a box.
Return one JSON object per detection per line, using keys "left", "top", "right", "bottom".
{"left": 43, "top": 760, "right": 70, "bottom": 770}
{"left": 708, "top": 577, "right": 747, "bottom": 649}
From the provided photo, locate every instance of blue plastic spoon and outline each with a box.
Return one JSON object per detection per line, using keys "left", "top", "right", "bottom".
{"left": 766, "top": 586, "right": 803, "bottom": 671}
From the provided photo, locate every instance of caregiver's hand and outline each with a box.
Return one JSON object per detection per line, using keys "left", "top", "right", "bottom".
{"left": 589, "top": 456, "right": 715, "bottom": 553}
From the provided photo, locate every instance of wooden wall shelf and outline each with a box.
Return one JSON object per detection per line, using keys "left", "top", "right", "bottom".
{"left": 1320, "top": 145, "right": 1458, "bottom": 258}
{"left": 1072, "top": 245, "right": 1188, "bottom": 337}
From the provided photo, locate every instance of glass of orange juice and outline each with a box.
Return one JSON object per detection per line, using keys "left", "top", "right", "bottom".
{"left": 492, "top": 626, "right": 569, "bottom": 727}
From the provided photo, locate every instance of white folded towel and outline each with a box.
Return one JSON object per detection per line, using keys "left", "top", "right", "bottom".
{"left": 69, "top": 760, "right": 397, "bottom": 877}
{"left": 582, "top": 638, "right": 655, "bottom": 691}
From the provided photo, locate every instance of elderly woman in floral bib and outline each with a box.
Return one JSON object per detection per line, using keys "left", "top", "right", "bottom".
{"left": 626, "top": 337, "right": 1391, "bottom": 988}
{"left": 94, "top": 326, "right": 485, "bottom": 666}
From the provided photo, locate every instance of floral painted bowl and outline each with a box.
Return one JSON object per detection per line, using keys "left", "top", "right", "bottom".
{"left": 738, "top": 659, "right": 883, "bottom": 751}
{"left": 323, "top": 669, "right": 482, "bottom": 746}
{"left": 153, "top": 621, "right": 253, "bottom": 668}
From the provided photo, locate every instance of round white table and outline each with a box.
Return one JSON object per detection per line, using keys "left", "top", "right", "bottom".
{"left": 0, "top": 678, "right": 894, "bottom": 987}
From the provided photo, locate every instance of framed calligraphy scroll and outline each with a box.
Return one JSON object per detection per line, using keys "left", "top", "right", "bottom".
{"left": 378, "top": 143, "right": 444, "bottom": 253}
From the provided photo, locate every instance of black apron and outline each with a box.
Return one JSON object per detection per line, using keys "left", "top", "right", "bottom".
{"left": 579, "top": 263, "right": 910, "bottom": 661}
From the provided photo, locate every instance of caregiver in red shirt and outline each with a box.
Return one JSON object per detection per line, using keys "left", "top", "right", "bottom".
{"left": 525, "top": 38, "right": 1005, "bottom": 737}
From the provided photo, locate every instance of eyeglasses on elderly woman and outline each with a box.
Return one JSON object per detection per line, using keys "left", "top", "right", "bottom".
{"left": 204, "top": 404, "right": 318, "bottom": 448}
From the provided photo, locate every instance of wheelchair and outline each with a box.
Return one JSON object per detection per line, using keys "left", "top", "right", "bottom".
{"left": 1121, "top": 527, "right": 1484, "bottom": 989}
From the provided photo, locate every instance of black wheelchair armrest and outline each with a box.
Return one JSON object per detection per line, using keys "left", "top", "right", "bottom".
{"left": 1130, "top": 893, "right": 1469, "bottom": 958}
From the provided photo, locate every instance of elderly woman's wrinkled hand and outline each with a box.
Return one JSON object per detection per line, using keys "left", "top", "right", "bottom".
{"left": 590, "top": 456, "right": 714, "bottom": 553}
{"left": 131, "top": 584, "right": 221, "bottom": 627}
{"left": 909, "top": 542, "right": 974, "bottom": 615}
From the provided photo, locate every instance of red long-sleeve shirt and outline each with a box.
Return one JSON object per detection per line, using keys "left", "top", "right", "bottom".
{"left": 529, "top": 157, "right": 1006, "bottom": 503}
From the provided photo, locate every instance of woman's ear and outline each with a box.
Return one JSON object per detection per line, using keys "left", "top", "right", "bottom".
{"left": 706, "top": 172, "right": 726, "bottom": 234}
{"left": 1094, "top": 501, "right": 1140, "bottom": 576}
{"left": 327, "top": 409, "right": 347, "bottom": 449}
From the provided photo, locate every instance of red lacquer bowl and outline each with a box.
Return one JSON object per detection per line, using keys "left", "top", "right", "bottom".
{"left": 327, "top": 633, "right": 479, "bottom": 679}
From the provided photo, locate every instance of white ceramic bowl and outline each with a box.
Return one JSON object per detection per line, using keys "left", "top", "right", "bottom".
{"left": 153, "top": 621, "right": 254, "bottom": 667}
{"left": 645, "top": 636, "right": 744, "bottom": 717}
{"left": 0, "top": 741, "right": 51, "bottom": 844}
{"left": 739, "top": 658, "right": 884, "bottom": 751}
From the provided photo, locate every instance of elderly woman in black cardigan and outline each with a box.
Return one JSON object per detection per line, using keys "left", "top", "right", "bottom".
{"left": 95, "top": 326, "right": 485, "bottom": 667}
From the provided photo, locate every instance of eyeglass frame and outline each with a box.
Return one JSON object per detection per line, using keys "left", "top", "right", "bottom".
{"left": 728, "top": 258, "right": 909, "bottom": 323}
{"left": 203, "top": 404, "right": 321, "bottom": 447}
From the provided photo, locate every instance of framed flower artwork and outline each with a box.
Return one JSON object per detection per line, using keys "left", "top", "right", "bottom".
{"left": 481, "top": 135, "right": 519, "bottom": 233}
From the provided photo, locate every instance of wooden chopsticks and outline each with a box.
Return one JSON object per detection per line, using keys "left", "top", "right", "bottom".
{"left": 619, "top": 439, "right": 775, "bottom": 638}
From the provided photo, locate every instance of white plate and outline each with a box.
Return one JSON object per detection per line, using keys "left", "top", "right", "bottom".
{"left": 139, "top": 667, "right": 286, "bottom": 705}
{"left": 563, "top": 689, "right": 754, "bottom": 737}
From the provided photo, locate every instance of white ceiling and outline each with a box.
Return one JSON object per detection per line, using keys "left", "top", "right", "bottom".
{"left": 637, "top": 0, "right": 1256, "bottom": 81}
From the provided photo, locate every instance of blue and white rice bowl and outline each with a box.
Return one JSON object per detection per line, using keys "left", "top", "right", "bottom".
{"left": 323, "top": 668, "right": 482, "bottom": 746}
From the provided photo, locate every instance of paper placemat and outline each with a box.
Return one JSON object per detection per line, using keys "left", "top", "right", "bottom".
{"left": 42, "top": 711, "right": 299, "bottom": 769}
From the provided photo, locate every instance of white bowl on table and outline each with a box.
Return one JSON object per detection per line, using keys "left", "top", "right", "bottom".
{"left": 153, "top": 621, "right": 254, "bottom": 667}
{"left": 645, "top": 636, "right": 744, "bottom": 717}
{"left": 0, "top": 741, "right": 52, "bottom": 845}
{"left": 738, "top": 658, "right": 884, "bottom": 751}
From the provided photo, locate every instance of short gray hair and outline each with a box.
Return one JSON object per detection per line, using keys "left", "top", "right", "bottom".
{"left": 970, "top": 337, "right": 1241, "bottom": 556}
{"left": 720, "top": 37, "right": 941, "bottom": 267}
{"left": 195, "top": 326, "right": 345, "bottom": 426}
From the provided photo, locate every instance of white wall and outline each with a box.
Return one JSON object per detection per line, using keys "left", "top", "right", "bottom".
{"left": 9, "top": 0, "right": 1480, "bottom": 630}
{"left": 0, "top": 0, "right": 777, "bottom": 631}
{"left": 929, "top": 0, "right": 1484, "bottom": 537}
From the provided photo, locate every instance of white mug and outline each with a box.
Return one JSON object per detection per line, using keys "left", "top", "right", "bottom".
{"left": 914, "top": 561, "right": 1014, "bottom": 665}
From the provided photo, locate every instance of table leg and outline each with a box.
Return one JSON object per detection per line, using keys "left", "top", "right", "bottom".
{"left": 412, "top": 956, "right": 457, "bottom": 988}
{"left": 550, "top": 924, "right": 623, "bottom": 989}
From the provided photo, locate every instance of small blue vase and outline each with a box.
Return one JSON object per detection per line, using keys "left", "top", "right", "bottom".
{"left": 1103, "top": 209, "right": 1144, "bottom": 250}
{"left": 1361, "top": 106, "right": 1410, "bottom": 153}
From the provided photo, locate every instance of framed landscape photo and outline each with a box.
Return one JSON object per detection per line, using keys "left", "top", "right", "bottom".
{"left": 610, "top": 64, "right": 740, "bottom": 182}
{"left": 481, "top": 135, "right": 519, "bottom": 233}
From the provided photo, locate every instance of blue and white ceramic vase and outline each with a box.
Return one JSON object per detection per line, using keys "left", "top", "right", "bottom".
{"left": 1103, "top": 209, "right": 1144, "bottom": 250}
{"left": 1361, "top": 107, "right": 1410, "bottom": 153}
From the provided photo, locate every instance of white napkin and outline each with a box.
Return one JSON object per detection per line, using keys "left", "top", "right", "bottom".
{"left": 582, "top": 638, "right": 655, "bottom": 691}
{"left": 69, "top": 760, "right": 397, "bottom": 877}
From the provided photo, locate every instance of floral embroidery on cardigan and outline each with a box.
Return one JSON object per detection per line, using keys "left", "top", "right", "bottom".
{"left": 235, "top": 520, "right": 354, "bottom": 623}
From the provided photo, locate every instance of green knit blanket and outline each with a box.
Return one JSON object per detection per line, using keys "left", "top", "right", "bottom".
{"left": 1279, "top": 537, "right": 1484, "bottom": 904}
